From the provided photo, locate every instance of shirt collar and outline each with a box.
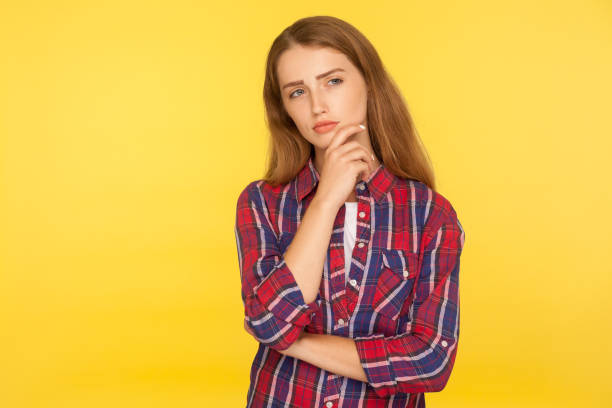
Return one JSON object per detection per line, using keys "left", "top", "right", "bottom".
{"left": 294, "top": 154, "right": 397, "bottom": 204}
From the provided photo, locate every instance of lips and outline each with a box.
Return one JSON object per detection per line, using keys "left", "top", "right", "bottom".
{"left": 313, "top": 121, "right": 339, "bottom": 134}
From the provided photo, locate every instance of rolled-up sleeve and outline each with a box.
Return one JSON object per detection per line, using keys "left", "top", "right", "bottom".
{"left": 354, "top": 210, "right": 465, "bottom": 397}
{"left": 235, "top": 182, "right": 318, "bottom": 351}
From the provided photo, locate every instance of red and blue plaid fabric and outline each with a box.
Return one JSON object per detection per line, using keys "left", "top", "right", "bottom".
{"left": 234, "top": 154, "right": 465, "bottom": 407}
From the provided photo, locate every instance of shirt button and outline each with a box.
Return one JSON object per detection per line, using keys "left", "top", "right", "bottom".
{"left": 403, "top": 270, "right": 409, "bottom": 278}
{"left": 357, "top": 184, "right": 365, "bottom": 190}
{"left": 441, "top": 340, "right": 448, "bottom": 347}
{"left": 326, "top": 402, "right": 333, "bottom": 408}
{"left": 357, "top": 242, "right": 365, "bottom": 248}
{"left": 358, "top": 211, "right": 366, "bottom": 218}
{"left": 349, "top": 279, "right": 357, "bottom": 287}
{"left": 338, "top": 318, "right": 345, "bottom": 325}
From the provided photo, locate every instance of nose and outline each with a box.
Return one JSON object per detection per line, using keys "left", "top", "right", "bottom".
{"left": 310, "top": 89, "right": 328, "bottom": 115}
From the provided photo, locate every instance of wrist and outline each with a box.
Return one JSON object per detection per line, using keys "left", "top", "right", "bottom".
{"left": 310, "top": 194, "right": 339, "bottom": 215}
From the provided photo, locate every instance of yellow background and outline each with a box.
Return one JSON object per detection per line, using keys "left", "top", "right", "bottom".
{"left": 1, "top": 1, "right": 610, "bottom": 406}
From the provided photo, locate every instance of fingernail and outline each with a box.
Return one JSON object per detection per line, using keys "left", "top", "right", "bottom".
{"left": 359, "top": 124, "right": 366, "bottom": 130}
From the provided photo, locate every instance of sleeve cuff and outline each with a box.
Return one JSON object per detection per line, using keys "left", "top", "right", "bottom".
{"left": 254, "top": 260, "right": 317, "bottom": 327}
{"left": 354, "top": 334, "right": 397, "bottom": 397}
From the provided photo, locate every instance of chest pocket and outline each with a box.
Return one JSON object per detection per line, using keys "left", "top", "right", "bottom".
{"left": 372, "top": 249, "right": 419, "bottom": 321}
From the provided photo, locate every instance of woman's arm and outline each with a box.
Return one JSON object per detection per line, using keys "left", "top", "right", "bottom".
{"left": 283, "top": 196, "right": 338, "bottom": 304}
{"left": 236, "top": 184, "right": 333, "bottom": 351}
{"left": 236, "top": 182, "right": 343, "bottom": 351}
{"left": 243, "top": 316, "right": 365, "bottom": 383}
{"left": 278, "top": 332, "right": 368, "bottom": 383}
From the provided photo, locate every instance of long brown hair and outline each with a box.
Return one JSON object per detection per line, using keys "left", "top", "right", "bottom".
{"left": 262, "top": 15, "right": 437, "bottom": 191}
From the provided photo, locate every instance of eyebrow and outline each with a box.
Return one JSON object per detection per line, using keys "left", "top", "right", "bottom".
{"left": 281, "top": 68, "right": 346, "bottom": 90}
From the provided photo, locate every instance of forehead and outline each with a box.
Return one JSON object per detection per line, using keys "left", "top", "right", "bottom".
{"left": 276, "top": 45, "right": 354, "bottom": 82}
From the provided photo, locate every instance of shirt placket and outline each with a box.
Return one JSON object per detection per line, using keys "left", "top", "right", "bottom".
{"left": 328, "top": 204, "right": 349, "bottom": 331}
{"left": 329, "top": 184, "right": 373, "bottom": 321}
{"left": 319, "top": 184, "right": 372, "bottom": 407}
{"left": 345, "top": 181, "right": 372, "bottom": 317}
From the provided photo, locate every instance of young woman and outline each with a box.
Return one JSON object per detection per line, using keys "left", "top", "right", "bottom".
{"left": 234, "top": 16, "right": 465, "bottom": 408}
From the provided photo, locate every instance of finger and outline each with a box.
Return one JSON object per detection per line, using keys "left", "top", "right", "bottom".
{"left": 336, "top": 143, "right": 376, "bottom": 174}
{"left": 332, "top": 140, "right": 362, "bottom": 156}
{"left": 327, "top": 124, "right": 366, "bottom": 153}
{"left": 352, "top": 161, "right": 370, "bottom": 182}
{"left": 341, "top": 147, "right": 375, "bottom": 173}
{"left": 332, "top": 141, "right": 374, "bottom": 168}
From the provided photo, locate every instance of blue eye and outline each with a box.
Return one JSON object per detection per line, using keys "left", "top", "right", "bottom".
{"left": 289, "top": 89, "right": 304, "bottom": 98}
{"left": 289, "top": 78, "right": 343, "bottom": 99}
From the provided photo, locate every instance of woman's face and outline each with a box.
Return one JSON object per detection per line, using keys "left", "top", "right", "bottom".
{"left": 276, "top": 44, "right": 369, "bottom": 151}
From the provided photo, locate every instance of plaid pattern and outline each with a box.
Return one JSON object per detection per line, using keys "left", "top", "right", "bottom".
{"left": 235, "top": 154, "right": 465, "bottom": 407}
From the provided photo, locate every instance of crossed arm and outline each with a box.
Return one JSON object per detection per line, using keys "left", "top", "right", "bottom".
{"left": 244, "top": 320, "right": 368, "bottom": 382}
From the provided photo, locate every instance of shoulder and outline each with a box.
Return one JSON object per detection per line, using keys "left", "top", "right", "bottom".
{"left": 236, "top": 178, "right": 293, "bottom": 210}
{"left": 235, "top": 178, "right": 295, "bottom": 240}
{"left": 393, "top": 178, "right": 458, "bottom": 217}
{"left": 392, "top": 177, "right": 461, "bottom": 237}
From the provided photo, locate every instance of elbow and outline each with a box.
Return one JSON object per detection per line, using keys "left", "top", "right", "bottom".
{"left": 429, "top": 374, "right": 451, "bottom": 393}
{"left": 242, "top": 290, "right": 315, "bottom": 352}
{"left": 428, "top": 375, "right": 452, "bottom": 393}
{"left": 244, "top": 316, "right": 303, "bottom": 352}
{"left": 427, "top": 345, "right": 458, "bottom": 392}
{"left": 243, "top": 291, "right": 314, "bottom": 352}
{"left": 393, "top": 341, "right": 457, "bottom": 395}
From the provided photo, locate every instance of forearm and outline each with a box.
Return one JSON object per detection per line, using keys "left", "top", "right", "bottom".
{"left": 281, "top": 332, "right": 368, "bottom": 383}
{"left": 283, "top": 196, "right": 338, "bottom": 304}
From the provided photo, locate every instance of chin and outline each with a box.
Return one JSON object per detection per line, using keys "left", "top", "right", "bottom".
{"left": 306, "top": 136, "right": 330, "bottom": 149}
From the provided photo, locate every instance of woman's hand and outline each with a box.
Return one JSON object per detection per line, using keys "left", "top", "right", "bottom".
{"left": 314, "top": 123, "right": 376, "bottom": 211}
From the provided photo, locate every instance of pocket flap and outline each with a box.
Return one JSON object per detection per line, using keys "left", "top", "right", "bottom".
{"left": 381, "top": 249, "right": 417, "bottom": 280}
